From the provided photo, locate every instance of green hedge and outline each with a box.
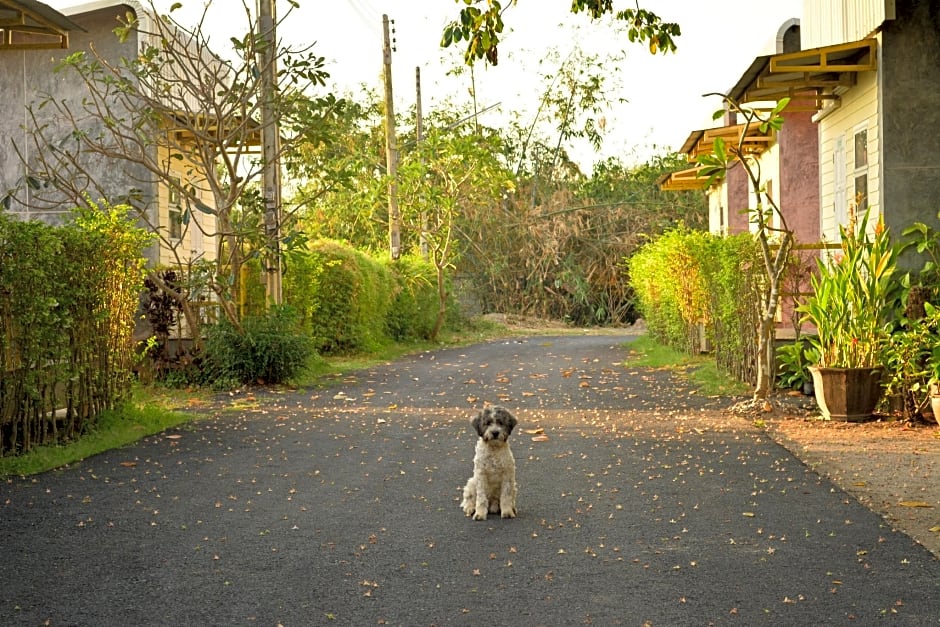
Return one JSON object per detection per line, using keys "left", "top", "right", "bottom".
{"left": 283, "top": 241, "right": 450, "bottom": 353}
{"left": 383, "top": 254, "right": 438, "bottom": 342}
{"left": 628, "top": 227, "right": 761, "bottom": 384}
{"left": 0, "top": 205, "right": 150, "bottom": 455}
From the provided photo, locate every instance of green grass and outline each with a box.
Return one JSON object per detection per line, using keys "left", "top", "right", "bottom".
{"left": 624, "top": 335, "right": 751, "bottom": 397}
{"left": 0, "top": 391, "right": 196, "bottom": 478}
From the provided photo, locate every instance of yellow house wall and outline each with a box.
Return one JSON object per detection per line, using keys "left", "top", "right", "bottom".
{"left": 817, "top": 67, "right": 881, "bottom": 241}
{"left": 155, "top": 143, "right": 219, "bottom": 267}
{"left": 707, "top": 183, "right": 728, "bottom": 235}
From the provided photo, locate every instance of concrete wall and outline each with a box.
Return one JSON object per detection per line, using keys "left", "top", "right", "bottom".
{"left": 0, "top": 3, "right": 160, "bottom": 263}
{"left": 880, "top": 0, "right": 940, "bottom": 264}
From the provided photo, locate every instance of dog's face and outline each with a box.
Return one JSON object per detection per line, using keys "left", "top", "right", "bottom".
{"left": 472, "top": 406, "right": 517, "bottom": 443}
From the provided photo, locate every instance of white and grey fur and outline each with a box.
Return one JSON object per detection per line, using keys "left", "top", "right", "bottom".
{"left": 461, "top": 406, "right": 518, "bottom": 520}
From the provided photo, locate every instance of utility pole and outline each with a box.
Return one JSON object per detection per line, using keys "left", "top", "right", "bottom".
{"left": 258, "top": 0, "right": 282, "bottom": 305}
{"left": 382, "top": 14, "right": 401, "bottom": 260}
{"left": 416, "top": 66, "right": 428, "bottom": 260}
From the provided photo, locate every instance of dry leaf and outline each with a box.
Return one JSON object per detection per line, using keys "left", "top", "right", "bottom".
{"left": 898, "top": 501, "right": 933, "bottom": 508}
{"left": 524, "top": 428, "right": 545, "bottom": 435}
{"left": 532, "top": 435, "right": 549, "bottom": 442}
{"left": 165, "top": 434, "right": 181, "bottom": 440}
{"left": 119, "top": 461, "right": 137, "bottom": 467}
{"left": 928, "top": 525, "right": 940, "bottom": 533}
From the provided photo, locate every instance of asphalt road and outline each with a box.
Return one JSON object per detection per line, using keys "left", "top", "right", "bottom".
{"left": 2, "top": 334, "right": 938, "bottom": 626}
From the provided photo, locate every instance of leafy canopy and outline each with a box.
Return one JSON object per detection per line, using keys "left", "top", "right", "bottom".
{"left": 442, "top": 0, "right": 680, "bottom": 65}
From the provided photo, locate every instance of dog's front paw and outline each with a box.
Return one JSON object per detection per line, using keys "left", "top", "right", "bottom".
{"left": 501, "top": 506, "right": 516, "bottom": 519}
{"left": 472, "top": 509, "right": 488, "bottom": 521}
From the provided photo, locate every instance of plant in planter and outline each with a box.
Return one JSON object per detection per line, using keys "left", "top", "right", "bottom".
{"left": 881, "top": 302, "right": 940, "bottom": 422}
{"left": 775, "top": 338, "right": 816, "bottom": 395}
{"left": 799, "top": 208, "right": 900, "bottom": 421}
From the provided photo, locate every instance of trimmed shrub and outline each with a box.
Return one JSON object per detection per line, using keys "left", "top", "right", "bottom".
{"left": 384, "top": 254, "right": 438, "bottom": 341}
{"left": 303, "top": 240, "right": 394, "bottom": 354}
{"left": 0, "top": 205, "right": 150, "bottom": 455}
{"left": 628, "top": 226, "right": 711, "bottom": 354}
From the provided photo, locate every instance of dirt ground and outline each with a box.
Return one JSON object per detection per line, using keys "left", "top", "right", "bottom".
{"left": 766, "top": 398, "right": 940, "bottom": 558}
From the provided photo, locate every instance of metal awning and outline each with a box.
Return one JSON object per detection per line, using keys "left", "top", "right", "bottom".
{"left": 0, "top": 0, "right": 84, "bottom": 50}
{"left": 730, "top": 38, "right": 877, "bottom": 112}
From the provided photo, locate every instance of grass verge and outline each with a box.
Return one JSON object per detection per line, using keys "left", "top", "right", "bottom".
{"left": 624, "top": 335, "right": 751, "bottom": 397}
{"left": 0, "top": 391, "right": 195, "bottom": 478}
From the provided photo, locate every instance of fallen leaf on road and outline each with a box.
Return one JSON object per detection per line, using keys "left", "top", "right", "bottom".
{"left": 524, "top": 428, "right": 545, "bottom": 435}
{"left": 532, "top": 435, "right": 549, "bottom": 442}
{"left": 899, "top": 501, "right": 933, "bottom": 508}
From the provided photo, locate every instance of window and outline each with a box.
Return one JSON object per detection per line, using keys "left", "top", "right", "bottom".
{"left": 168, "top": 175, "right": 183, "bottom": 241}
{"left": 854, "top": 174, "right": 868, "bottom": 213}
{"left": 169, "top": 208, "right": 182, "bottom": 240}
{"left": 852, "top": 128, "right": 868, "bottom": 214}
{"left": 854, "top": 129, "right": 868, "bottom": 169}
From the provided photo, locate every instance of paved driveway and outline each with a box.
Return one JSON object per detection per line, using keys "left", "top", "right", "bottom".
{"left": 2, "top": 335, "right": 938, "bottom": 625}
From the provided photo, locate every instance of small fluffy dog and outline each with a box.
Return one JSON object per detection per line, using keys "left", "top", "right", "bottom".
{"left": 461, "top": 406, "right": 517, "bottom": 520}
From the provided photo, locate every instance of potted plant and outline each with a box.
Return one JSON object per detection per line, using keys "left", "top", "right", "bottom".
{"left": 776, "top": 338, "right": 816, "bottom": 395}
{"left": 881, "top": 302, "right": 940, "bottom": 422}
{"left": 799, "top": 208, "right": 899, "bottom": 421}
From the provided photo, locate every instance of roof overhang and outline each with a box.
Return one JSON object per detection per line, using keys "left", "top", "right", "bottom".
{"left": 0, "top": 0, "right": 85, "bottom": 50}
{"left": 657, "top": 166, "right": 710, "bottom": 192}
{"left": 679, "top": 122, "right": 775, "bottom": 160}
{"left": 167, "top": 111, "right": 263, "bottom": 149}
{"left": 730, "top": 38, "right": 877, "bottom": 112}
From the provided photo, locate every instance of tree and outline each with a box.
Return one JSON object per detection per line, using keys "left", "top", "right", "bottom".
{"left": 441, "top": 0, "right": 680, "bottom": 65}
{"left": 8, "top": 0, "right": 344, "bottom": 347}
{"left": 397, "top": 128, "right": 512, "bottom": 339}
{"left": 698, "top": 97, "right": 794, "bottom": 402}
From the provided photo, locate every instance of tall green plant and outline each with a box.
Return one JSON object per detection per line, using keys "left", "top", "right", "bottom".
{"left": 799, "top": 208, "right": 898, "bottom": 368}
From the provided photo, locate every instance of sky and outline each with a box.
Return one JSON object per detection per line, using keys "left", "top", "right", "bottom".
{"left": 48, "top": 0, "right": 804, "bottom": 170}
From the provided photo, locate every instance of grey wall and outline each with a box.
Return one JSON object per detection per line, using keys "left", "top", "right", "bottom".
{"left": 880, "top": 0, "right": 940, "bottom": 264}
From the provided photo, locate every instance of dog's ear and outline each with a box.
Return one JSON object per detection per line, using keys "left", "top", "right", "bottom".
{"left": 471, "top": 410, "right": 487, "bottom": 437}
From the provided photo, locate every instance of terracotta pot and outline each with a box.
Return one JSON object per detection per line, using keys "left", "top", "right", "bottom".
{"left": 808, "top": 366, "right": 883, "bottom": 422}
